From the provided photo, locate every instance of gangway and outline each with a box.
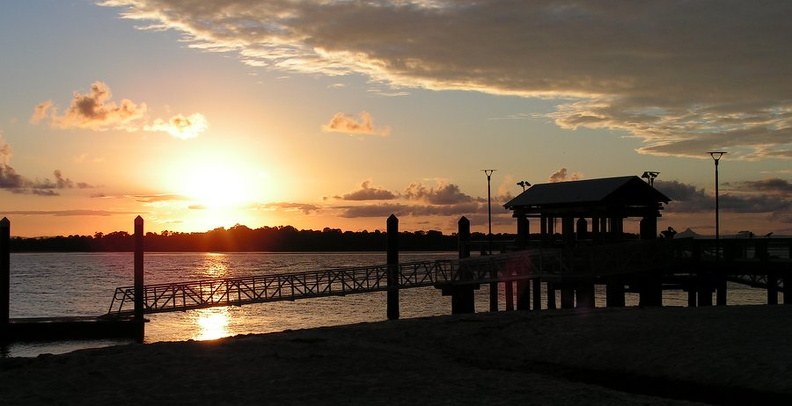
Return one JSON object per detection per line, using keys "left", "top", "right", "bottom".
{"left": 106, "top": 251, "right": 558, "bottom": 317}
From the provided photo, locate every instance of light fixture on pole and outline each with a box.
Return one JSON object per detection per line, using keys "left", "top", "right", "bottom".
{"left": 517, "top": 180, "right": 531, "bottom": 191}
{"left": 708, "top": 151, "right": 726, "bottom": 259}
{"left": 641, "top": 171, "right": 659, "bottom": 187}
{"left": 483, "top": 169, "right": 496, "bottom": 254}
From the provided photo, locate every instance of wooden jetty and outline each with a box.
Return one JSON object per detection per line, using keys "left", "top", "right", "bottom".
{"left": 3, "top": 186, "right": 792, "bottom": 344}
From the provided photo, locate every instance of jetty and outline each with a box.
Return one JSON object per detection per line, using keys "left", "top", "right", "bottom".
{"left": 2, "top": 176, "right": 791, "bottom": 343}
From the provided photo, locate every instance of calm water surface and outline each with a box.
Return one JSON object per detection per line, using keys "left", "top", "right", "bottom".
{"left": 3, "top": 251, "right": 773, "bottom": 357}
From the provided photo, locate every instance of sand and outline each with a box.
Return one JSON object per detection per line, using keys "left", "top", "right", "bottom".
{"left": 2, "top": 305, "right": 791, "bottom": 405}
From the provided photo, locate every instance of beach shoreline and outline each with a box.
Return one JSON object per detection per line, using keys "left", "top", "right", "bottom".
{"left": 2, "top": 305, "right": 791, "bottom": 405}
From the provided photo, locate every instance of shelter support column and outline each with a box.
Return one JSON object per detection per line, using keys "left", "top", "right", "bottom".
{"left": 640, "top": 216, "right": 658, "bottom": 240}
{"left": 606, "top": 277, "right": 625, "bottom": 307}
{"left": 532, "top": 279, "right": 542, "bottom": 310}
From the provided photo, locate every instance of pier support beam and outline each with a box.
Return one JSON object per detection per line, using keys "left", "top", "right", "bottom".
{"left": 1, "top": 218, "right": 10, "bottom": 340}
{"left": 639, "top": 273, "right": 663, "bottom": 307}
{"left": 560, "top": 286, "right": 575, "bottom": 309}
{"left": 516, "top": 280, "right": 530, "bottom": 311}
{"left": 546, "top": 282, "right": 556, "bottom": 309}
{"left": 605, "top": 277, "right": 625, "bottom": 308}
{"left": 767, "top": 270, "right": 778, "bottom": 305}
{"left": 576, "top": 282, "right": 595, "bottom": 309}
{"left": 505, "top": 281, "right": 514, "bottom": 311}
{"left": 386, "top": 214, "right": 400, "bottom": 320}
{"left": 533, "top": 279, "right": 542, "bottom": 310}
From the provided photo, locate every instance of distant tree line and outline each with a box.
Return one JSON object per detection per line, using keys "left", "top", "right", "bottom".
{"left": 8, "top": 224, "right": 516, "bottom": 252}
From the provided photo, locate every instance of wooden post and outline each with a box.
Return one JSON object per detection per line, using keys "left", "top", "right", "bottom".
{"left": 458, "top": 216, "right": 470, "bottom": 259}
{"left": 768, "top": 270, "right": 778, "bottom": 305}
{"left": 386, "top": 214, "right": 400, "bottom": 320}
{"left": 576, "top": 282, "right": 595, "bottom": 309}
{"left": 785, "top": 276, "right": 791, "bottom": 305}
{"left": 516, "top": 280, "right": 530, "bottom": 311}
{"left": 505, "top": 281, "right": 514, "bottom": 311}
{"left": 532, "top": 279, "right": 542, "bottom": 310}
{"left": 605, "top": 277, "right": 625, "bottom": 307}
{"left": 546, "top": 282, "right": 556, "bottom": 309}
{"left": 134, "top": 216, "right": 145, "bottom": 342}
{"left": 560, "top": 286, "right": 575, "bottom": 309}
{"left": 1, "top": 218, "right": 10, "bottom": 337}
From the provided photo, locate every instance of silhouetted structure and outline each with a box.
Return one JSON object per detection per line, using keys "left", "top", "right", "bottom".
{"left": 504, "top": 176, "right": 671, "bottom": 245}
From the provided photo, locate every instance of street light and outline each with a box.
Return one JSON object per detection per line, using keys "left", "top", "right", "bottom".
{"left": 708, "top": 151, "right": 726, "bottom": 258}
{"left": 641, "top": 171, "right": 659, "bottom": 186}
{"left": 483, "top": 169, "right": 496, "bottom": 254}
{"left": 517, "top": 180, "right": 531, "bottom": 191}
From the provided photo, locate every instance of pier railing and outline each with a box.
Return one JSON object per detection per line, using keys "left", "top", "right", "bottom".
{"left": 106, "top": 251, "right": 564, "bottom": 316}
{"left": 106, "top": 238, "right": 792, "bottom": 317}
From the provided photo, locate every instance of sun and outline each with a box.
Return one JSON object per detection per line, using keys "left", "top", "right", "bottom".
{"left": 168, "top": 159, "right": 263, "bottom": 209}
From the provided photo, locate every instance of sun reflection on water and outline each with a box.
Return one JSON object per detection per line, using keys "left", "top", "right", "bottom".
{"left": 201, "top": 252, "right": 229, "bottom": 278}
{"left": 194, "top": 308, "right": 231, "bottom": 341}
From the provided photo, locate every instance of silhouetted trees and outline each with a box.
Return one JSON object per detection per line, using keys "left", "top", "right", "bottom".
{"left": 9, "top": 225, "right": 515, "bottom": 253}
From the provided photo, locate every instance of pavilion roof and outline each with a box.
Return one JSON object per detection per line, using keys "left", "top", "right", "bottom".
{"left": 503, "top": 176, "right": 670, "bottom": 214}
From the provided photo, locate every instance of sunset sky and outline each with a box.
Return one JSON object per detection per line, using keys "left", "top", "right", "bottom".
{"left": 1, "top": 1, "right": 791, "bottom": 238}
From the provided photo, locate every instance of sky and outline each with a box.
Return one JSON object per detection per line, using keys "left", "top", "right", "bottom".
{"left": 1, "top": 0, "right": 791, "bottom": 238}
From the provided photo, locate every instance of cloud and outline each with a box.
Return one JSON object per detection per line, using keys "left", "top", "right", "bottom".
{"left": 32, "top": 81, "right": 208, "bottom": 139}
{"left": 334, "top": 180, "right": 396, "bottom": 201}
{"left": 145, "top": 113, "right": 209, "bottom": 140}
{"left": 101, "top": 0, "right": 792, "bottom": 159}
{"left": 548, "top": 168, "right": 582, "bottom": 183}
{"left": 655, "top": 179, "right": 792, "bottom": 216}
{"left": 31, "top": 81, "right": 147, "bottom": 131}
{"left": 3, "top": 210, "right": 137, "bottom": 217}
{"left": 322, "top": 112, "right": 390, "bottom": 136}
{"left": 259, "top": 202, "right": 321, "bottom": 215}
{"left": 0, "top": 136, "right": 89, "bottom": 196}
{"left": 404, "top": 182, "right": 478, "bottom": 205}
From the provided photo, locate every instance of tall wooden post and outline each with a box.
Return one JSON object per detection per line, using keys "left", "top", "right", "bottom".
{"left": 1, "top": 218, "right": 10, "bottom": 337}
{"left": 386, "top": 214, "right": 399, "bottom": 320}
{"left": 134, "top": 216, "right": 145, "bottom": 342}
{"left": 505, "top": 281, "right": 514, "bottom": 311}
{"left": 458, "top": 216, "right": 470, "bottom": 259}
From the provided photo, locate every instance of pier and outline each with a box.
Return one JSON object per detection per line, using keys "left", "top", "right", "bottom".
{"left": 2, "top": 210, "right": 791, "bottom": 344}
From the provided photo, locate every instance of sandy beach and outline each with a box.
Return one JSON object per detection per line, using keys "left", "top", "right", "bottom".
{"left": 2, "top": 305, "right": 791, "bottom": 405}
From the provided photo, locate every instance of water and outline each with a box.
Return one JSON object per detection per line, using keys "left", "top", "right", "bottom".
{"left": 3, "top": 252, "right": 775, "bottom": 357}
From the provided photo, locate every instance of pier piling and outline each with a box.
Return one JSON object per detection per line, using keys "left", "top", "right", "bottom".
{"left": 386, "top": 214, "right": 400, "bottom": 320}
{"left": 1, "top": 218, "right": 10, "bottom": 340}
{"left": 134, "top": 216, "right": 145, "bottom": 342}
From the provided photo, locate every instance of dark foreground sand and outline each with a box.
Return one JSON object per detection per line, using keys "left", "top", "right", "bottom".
{"left": 2, "top": 305, "right": 791, "bottom": 405}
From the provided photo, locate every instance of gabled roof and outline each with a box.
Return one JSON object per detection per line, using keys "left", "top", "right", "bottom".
{"left": 504, "top": 176, "right": 670, "bottom": 210}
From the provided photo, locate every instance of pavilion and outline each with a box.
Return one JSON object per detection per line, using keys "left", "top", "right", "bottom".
{"left": 503, "top": 176, "right": 671, "bottom": 245}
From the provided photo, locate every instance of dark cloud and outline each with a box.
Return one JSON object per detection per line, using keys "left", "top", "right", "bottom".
{"left": 260, "top": 202, "right": 321, "bottom": 215}
{"left": 404, "top": 182, "right": 477, "bottom": 205}
{"left": 338, "top": 201, "right": 481, "bottom": 218}
{"left": 655, "top": 179, "right": 792, "bottom": 216}
{"left": 103, "top": 0, "right": 792, "bottom": 159}
{"left": 0, "top": 139, "right": 86, "bottom": 196}
{"left": 730, "top": 178, "right": 792, "bottom": 197}
{"left": 335, "top": 180, "right": 396, "bottom": 201}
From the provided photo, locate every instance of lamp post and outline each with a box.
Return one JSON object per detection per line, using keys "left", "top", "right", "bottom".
{"left": 517, "top": 180, "right": 531, "bottom": 191}
{"left": 641, "top": 171, "right": 659, "bottom": 187}
{"left": 708, "top": 152, "right": 726, "bottom": 258}
{"left": 483, "top": 169, "right": 495, "bottom": 255}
